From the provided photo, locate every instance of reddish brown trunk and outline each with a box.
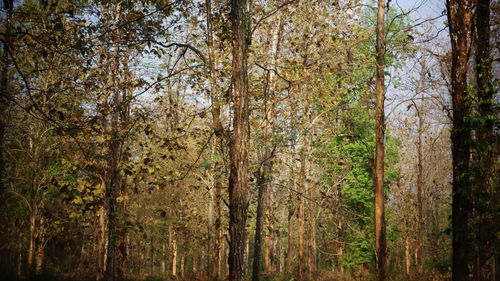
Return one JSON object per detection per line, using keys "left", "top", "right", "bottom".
{"left": 228, "top": 0, "right": 251, "bottom": 281}
{"left": 374, "top": 0, "right": 387, "bottom": 280}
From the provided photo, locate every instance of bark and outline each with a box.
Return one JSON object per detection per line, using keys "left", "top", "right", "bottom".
{"left": 228, "top": 0, "right": 251, "bottom": 280}
{"left": 374, "top": 0, "right": 387, "bottom": 280}
{"left": 252, "top": 163, "right": 270, "bottom": 281}
{"left": 474, "top": 1, "right": 497, "bottom": 280}
{"left": 287, "top": 156, "right": 296, "bottom": 272}
{"left": 0, "top": 0, "right": 13, "bottom": 192}
{"left": 307, "top": 177, "right": 317, "bottom": 272}
{"left": 297, "top": 147, "right": 306, "bottom": 280}
{"left": 208, "top": 146, "right": 216, "bottom": 278}
{"left": 446, "top": 1, "right": 474, "bottom": 280}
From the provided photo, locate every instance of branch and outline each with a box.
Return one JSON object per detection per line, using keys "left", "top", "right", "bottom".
{"left": 251, "top": 0, "right": 298, "bottom": 35}
{"left": 155, "top": 41, "right": 207, "bottom": 64}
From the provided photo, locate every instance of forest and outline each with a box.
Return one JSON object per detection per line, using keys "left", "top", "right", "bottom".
{"left": 0, "top": 0, "right": 498, "bottom": 281}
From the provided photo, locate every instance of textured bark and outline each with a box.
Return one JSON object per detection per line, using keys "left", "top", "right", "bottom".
{"left": 0, "top": 0, "right": 12, "bottom": 192}
{"left": 374, "top": 0, "right": 386, "bottom": 280}
{"left": 446, "top": 1, "right": 474, "bottom": 280}
{"left": 474, "top": 1, "right": 497, "bottom": 280}
{"left": 228, "top": 0, "right": 250, "bottom": 280}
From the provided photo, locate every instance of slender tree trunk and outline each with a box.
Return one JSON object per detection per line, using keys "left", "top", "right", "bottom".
{"left": 374, "top": 0, "right": 387, "bottom": 280}
{"left": 0, "top": 0, "right": 13, "bottom": 192}
{"left": 252, "top": 163, "right": 270, "bottom": 281}
{"left": 297, "top": 147, "right": 306, "bottom": 280}
{"left": 287, "top": 157, "right": 296, "bottom": 273}
{"left": 180, "top": 254, "right": 185, "bottom": 278}
{"left": 337, "top": 218, "right": 344, "bottom": 274}
{"left": 28, "top": 209, "right": 36, "bottom": 275}
{"left": 307, "top": 177, "right": 317, "bottom": 273}
{"left": 252, "top": 17, "right": 282, "bottom": 280}
{"left": 446, "top": 1, "right": 474, "bottom": 280}
{"left": 405, "top": 236, "right": 411, "bottom": 278}
{"left": 215, "top": 178, "right": 223, "bottom": 280}
{"left": 35, "top": 217, "right": 45, "bottom": 274}
{"left": 264, "top": 200, "right": 274, "bottom": 273}
{"left": 475, "top": 1, "right": 496, "bottom": 280}
{"left": 104, "top": 4, "right": 126, "bottom": 281}
{"left": 208, "top": 160, "right": 216, "bottom": 278}
{"left": 171, "top": 232, "right": 177, "bottom": 277}
{"left": 97, "top": 204, "right": 107, "bottom": 280}
{"left": 206, "top": 1, "right": 224, "bottom": 279}
{"left": 161, "top": 243, "right": 166, "bottom": 275}
{"left": 228, "top": 0, "right": 251, "bottom": 280}
{"left": 278, "top": 225, "right": 284, "bottom": 273}
{"left": 415, "top": 59, "right": 426, "bottom": 277}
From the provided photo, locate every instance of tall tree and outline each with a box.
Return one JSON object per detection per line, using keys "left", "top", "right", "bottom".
{"left": 0, "top": 0, "right": 13, "bottom": 192}
{"left": 374, "top": 0, "right": 387, "bottom": 280}
{"left": 446, "top": 0, "right": 474, "bottom": 280}
{"left": 474, "top": 0, "right": 497, "bottom": 280}
{"left": 228, "top": 0, "right": 250, "bottom": 280}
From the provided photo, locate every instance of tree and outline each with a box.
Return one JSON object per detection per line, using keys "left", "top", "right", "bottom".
{"left": 374, "top": 0, "right": 387, "bottom": 280}
{"left": 474, "top": 0, "right": 497, "bottom": 280}
{"left": 228, "top": 0, "right": 251, "bottom": 280}
{"left": 446, "top": 0, "right": 474, "bottom": 280}
{"left": 0, "top": 0, "right": 13, "bottom": 192}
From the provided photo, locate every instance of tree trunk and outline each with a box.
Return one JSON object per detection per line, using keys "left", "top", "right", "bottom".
{"left": 287, "top": 157, "right": 296, "bottom": 273}
{"left": 35, "top": 217, "right": 45, "bottom": 274}
{"left": 208, "top": 156, "right": 216, "bottom": 279}
{"left": 404, "top": 236, "right": 410, "bottom": 278}
{"left": 374, "top": 0, "right": 387, "bottom": 280}
{"left": 252, "top": 163, "right": 270, "bottom": 281}
{"left": 28, "top": 209, "right": 36, "bottom": 276}
{"left": 0, "top": 0, "right": 13, "bottom": 192}
{"left": 446, "top": 1, "right": 474, "bottom": 280}
{"left": 171, "top": 232, "right": 177, "bottom": 277}
{"left": 297, "top": 147, "right": 306, "bottom": 280}
{"left": 206, "top": 1, "right": 224, "bottom": 279}
{"left": 474, "top": 1, "right": 496, "bottom": 280}
{"left": 415, "top": 59, "right": 426, "bottom": 277}
{"left": 307, "top": 176, "right": 317, "bottom": 273}
{"left": 228, "top": 0, "right": 251, "bottom": 280}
